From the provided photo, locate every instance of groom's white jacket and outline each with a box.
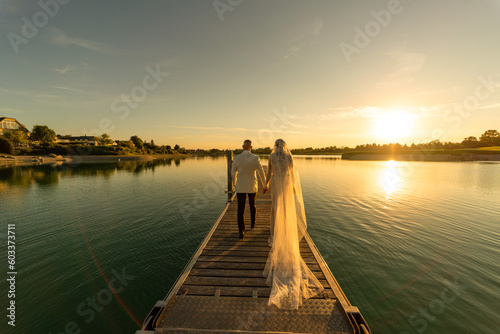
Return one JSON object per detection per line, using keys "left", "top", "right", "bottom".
{"left": 231, "top": 150, "right": 266, "bottom": 193}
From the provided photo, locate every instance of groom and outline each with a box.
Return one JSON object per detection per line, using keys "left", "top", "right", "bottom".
{"left": 231, "top": 139, "right": 266, "bottom": 239}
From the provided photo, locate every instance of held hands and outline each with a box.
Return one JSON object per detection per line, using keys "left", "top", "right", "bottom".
{"left": 263, "top": 186, "right": 268, "bottom": 194}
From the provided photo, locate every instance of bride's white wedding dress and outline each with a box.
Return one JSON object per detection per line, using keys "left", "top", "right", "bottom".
{"left": 264, "top": 141, "right": 324, "bottom": 309}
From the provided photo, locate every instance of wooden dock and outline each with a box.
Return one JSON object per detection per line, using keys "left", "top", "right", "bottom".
{"left": 137, "top": 159, "right": 370, "bottom": 334}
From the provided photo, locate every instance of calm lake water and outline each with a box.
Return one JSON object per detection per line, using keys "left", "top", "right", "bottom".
{"left": 1, "top": 156, "right": 499, "bottom": 333}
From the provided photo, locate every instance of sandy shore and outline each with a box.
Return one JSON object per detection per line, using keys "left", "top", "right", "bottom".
{"left": 0, "top": 154, "right": 188, "bottom": 167}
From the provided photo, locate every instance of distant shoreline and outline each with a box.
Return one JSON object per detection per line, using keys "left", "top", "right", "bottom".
{"left": 3, "top": 150, "right": 500, "bottom": 167}
{"left": 341, "top": 150, "right": 500, "bottom": 162}
{"left": 0, "top": 154, "right": 188, "bottom": 167}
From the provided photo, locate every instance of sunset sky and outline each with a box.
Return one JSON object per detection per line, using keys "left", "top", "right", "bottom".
{"left": 1, "top": 0, "right": 500, "bottom": 149}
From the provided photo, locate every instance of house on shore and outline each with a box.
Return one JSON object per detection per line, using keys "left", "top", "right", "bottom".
{"left": 0, "top": 117, "right": 30, "bottom": 136}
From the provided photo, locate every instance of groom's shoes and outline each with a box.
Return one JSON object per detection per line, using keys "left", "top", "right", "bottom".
{"left": 239, "top": 231, "right": 245, "bottom": 239}
{"left": 251, "top": 222, "right": 255, "bottom": 229}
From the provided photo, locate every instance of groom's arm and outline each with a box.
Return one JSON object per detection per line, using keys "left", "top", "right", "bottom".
{"left": 265, "top": 159, "right": 271, "bottom": 187}
{"left": 231, "top": 159, "right": 237, "bottom": 190}
{"left": 256, "top": 158, "right": 266, "bottom": 188}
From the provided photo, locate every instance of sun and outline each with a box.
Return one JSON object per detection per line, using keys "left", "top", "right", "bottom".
{"left": 374, "top": 111, "right": 416, "bottom": 142}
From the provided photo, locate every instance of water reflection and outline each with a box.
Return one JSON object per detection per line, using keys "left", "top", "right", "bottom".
{"left": 0, "top": 164, "right": 60, "bottom": 187}
{"left": 1, "top": 155, "right": 499, "bottom": 334}
{"left": 0, "top": 158, "right": 186, "bottom": 189}
{"left": 379, "top": 160, "right": 404, "bottom": 196}
{"left": 289, "top": 155, "right": 342, "bottom": 160}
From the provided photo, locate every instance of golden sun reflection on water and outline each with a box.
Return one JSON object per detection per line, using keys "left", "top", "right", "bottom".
{"left": 380, "top": 160, "right": 404, "bottom": 196}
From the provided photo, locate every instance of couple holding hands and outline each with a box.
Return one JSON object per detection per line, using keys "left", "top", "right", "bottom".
{"left": 231, "top": 139, "right": 323, "bottom": 310}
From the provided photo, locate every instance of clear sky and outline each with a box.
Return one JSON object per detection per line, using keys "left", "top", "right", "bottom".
{"left": 1, "top": 0, "right": 500, "bottom": 149}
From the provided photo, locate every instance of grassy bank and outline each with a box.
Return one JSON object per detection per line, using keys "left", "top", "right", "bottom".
{"left": 9, "top": 144, "right": 188, "bottom": 157}
{"left": 342, "top": 148, "right": 500, "bottom": 161}
{"left": 477, "top": 146, "right": 500, "bottom": 151}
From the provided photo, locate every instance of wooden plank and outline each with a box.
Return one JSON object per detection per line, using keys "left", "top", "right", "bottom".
{"left": 183, "top": 276, "right": 269, "bottom": 287}
{"left": 206, "top": 240, "right": 271, "bottom": 247}
{"left": 176, "top": 285, "right": 336, "bottom": 299}
{"left": 210, "top": 235, "right": 271, "bottom": 240}
{"left": 208, "top": 236, "right": 274, "bottom": 241}
{"left": 201, "top": 249, "right": 269, "bottom": 257}
{"left": 182, "top": 276, "right": 330, "bottom": 288}
{"left": 203, "top": 244, "right": 311, "bottom": 252}
{"left": 200, "top": 248, "right": 314, "bottom": 258}
{"left": 213, "top": 229, "right": 270, "bottom": 234}
{"left": 203, "top": 245, "right": 271, "bottom": 252}
{"left": 216, "top": 226, "right": 270, "bottom": 230}
{"left": 189, "top": 268, "right": 266, "bottom": 277}
{"left": 189, "top": 268, "right": 328, "bottom": 281}
{"left": 219, "top": 216, "right": 271, "bottom": 219}
{"left": 206, "top": 239, "right": 309, "bottom": 247}
{"left": 179, "top": 285, "right": 271, "bottom": 297}
{"left": 214, "top": 227, "right": 270, "bottom": 231}
{"left": 192, "top": 261, "right": 322, "bottom": 272}
{"left": 210, "top": 236, "right": 271, "bottom": 240}
{"left": 197, "top": 256, "right": 318, "bottom": 264}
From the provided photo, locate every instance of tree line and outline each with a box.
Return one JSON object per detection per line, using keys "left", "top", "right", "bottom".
{"left": 291, "top": 129, "right": 500, "bottom": 155}
{"left": 1, "top": 125, "right": 499, "bottom": 156}
{"left": 0, "top": 125, "right": 187, "bottom": 155}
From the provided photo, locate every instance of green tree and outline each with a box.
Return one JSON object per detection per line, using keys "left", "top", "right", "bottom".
{"left": 130, "top": 135, "right": 144, "bottom": 149}
{"left": 30, "top": 125, "right": 56, "bottom": 146}
{"left": 0, "top": 137, "right": 14, "bottom": 154}
{"left": 479, "top": 130, "right": 500, "bottom": 146}
{"left": 461, "top": 136, "right": 480, "bottom": 148}
{"left": 426, "top": 140, "right": 443, "bottom": 149}
{"left": 2, "top": 131, "right": 28, "bottom": 147}
{"left": 99, "top": 133, "right": 114, "bottom": 146}
{"left": 174, "top": 144, "right": 180, "bottom": 151}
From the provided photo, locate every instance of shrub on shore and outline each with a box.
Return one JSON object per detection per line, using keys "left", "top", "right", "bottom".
{"left": 0, "top": 137, "right": 15, "bottom": 154}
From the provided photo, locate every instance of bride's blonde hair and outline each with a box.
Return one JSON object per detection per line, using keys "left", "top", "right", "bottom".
{"left": 274, "top": 138, "right": 286, "bottom": 150}
{"left": 272, "top": 139, "right": 292, "bottom": 170}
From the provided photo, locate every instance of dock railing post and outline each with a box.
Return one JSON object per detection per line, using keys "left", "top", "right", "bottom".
{"left": 226, "top": 150, "right": 233, "bottom": 201}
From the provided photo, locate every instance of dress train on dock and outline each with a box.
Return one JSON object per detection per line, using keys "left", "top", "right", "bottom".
{"left": 264, "top": 140, "right": 324, "bottom": 310}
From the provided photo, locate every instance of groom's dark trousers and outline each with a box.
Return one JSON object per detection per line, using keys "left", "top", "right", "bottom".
{"left": 237, "top": 192, "right": 256, "bottom": 233}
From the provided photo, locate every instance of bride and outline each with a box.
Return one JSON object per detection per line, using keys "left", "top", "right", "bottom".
{"left": 262, "top": 139, "right": 324, "bottom": 309}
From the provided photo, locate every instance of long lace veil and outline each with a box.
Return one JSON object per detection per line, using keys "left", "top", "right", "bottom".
{"left": 264, "top": 139, "right": 323, "bottom": 309}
